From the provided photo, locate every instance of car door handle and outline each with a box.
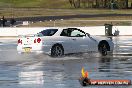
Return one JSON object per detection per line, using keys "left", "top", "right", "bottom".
{"left": 72, "top": 39, "right": 76, "bottom": 40}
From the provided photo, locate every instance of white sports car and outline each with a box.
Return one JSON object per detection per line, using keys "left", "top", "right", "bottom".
{"left": 17, "top": 28, "right": 114, "bottom": 57}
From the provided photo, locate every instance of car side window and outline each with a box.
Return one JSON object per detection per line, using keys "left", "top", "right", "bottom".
{"left": 71, "top": 30, "right": 85, "bottom": 37}
{"left": 60, "top": 29, "right": 86, "bottom": 37}
{"left": 38, "top": 29, "right": 58, "bottom": 36}
{"left": 60, "top": 29, "right": 71, "bottom": 36}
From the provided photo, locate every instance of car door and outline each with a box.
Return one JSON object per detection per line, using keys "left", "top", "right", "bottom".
{"left": 60, "top": 28, "right": 98, "bottom": 54}
{"left": 60, "top": 29, "right": 77, "bottom": 54}
{"left": 70, "top": 29, "right": 98, "bottom": 52}
{"left": 69, "top": 29, "right": 91, "bottom": 53}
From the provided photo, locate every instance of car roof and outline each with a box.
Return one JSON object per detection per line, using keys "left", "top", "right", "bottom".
{"left": 43, "top": 28, "right": 84, "bottom": 36}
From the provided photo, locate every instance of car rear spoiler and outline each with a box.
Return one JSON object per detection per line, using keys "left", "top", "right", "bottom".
{"left": 18, "top": 34, "right": 38, "bottom": 38}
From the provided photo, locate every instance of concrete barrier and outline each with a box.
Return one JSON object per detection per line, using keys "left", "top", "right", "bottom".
{"left": 0, "top": 26, "right": 132, "bottom": 36}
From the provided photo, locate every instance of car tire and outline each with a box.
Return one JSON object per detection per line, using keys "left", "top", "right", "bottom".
{"left": 99, "top": 43, "right": 108, "bottom": 56}
{"left": 51, "top": 45, "right": 64, "bottom": 57}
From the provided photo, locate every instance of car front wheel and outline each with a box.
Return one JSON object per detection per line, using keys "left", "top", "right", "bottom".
{"left": 98, "top": 43, "right": 108, "bottom": 56}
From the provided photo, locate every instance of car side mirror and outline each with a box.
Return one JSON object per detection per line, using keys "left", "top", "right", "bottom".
{"left": 86, "top": 33, "right": 90, "bottom": 37}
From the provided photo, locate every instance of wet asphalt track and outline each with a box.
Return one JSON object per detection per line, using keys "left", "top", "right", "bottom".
{"left": 0, "top": 36, "right": 132, "bottom": 88}
{"left": 7, "top": 14, "right": 132, "bottom": 21}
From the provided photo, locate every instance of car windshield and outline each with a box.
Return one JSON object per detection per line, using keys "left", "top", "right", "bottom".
{"left": 37, "top": 29, "right": 58, "bottom": 36}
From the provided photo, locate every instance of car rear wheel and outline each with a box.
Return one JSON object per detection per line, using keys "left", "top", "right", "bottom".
{"left": 51, "top": 45, "right": 64, "bottom": 57}
{"left": 98, "top": 43, "right": 108, "bottom": 56}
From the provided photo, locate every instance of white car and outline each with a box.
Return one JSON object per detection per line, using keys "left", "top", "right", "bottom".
{"left": 17, "top": 28, "right": 114, "bottom": 57}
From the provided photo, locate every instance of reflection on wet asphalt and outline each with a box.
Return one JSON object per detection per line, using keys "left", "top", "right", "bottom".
{"left": 0, "top": 36, "right": 132, "bottom": 88}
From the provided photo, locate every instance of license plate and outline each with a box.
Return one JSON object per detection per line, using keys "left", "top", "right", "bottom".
{"left": 24, "top": 48, "right": 31, "bottom": 52}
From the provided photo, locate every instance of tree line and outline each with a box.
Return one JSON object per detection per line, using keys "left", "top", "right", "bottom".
{"left": 68, "top": 0, "right": 131, "bottom": 9}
